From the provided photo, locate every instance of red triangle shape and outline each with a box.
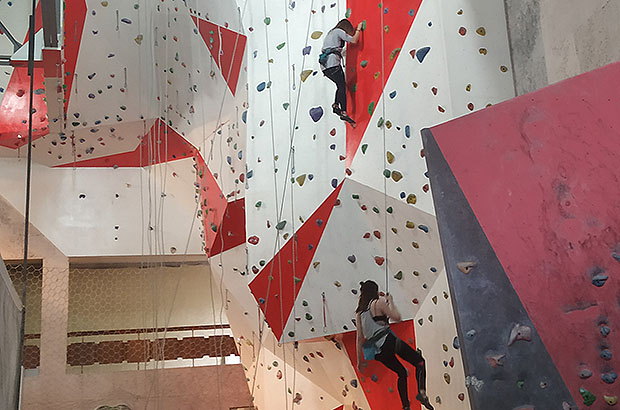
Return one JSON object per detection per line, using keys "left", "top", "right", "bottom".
{"left": 192, "top": 16, "right": 247, "bottom": 96}
{"left": 345, "top": 0, "right": 422, "bottom": 167}
{"left": 248, "top": 183, "right": 344, "bottom": 340}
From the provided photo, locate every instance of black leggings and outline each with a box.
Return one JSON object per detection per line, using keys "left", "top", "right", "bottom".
{"left": 375, "top": 333, "right": 426, "bottom": 409}
{"left": 323, "top": 65, "right": 347, "bottom": 112}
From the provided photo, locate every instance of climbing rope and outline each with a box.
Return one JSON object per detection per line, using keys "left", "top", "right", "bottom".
{"left": 379, "top": 1, "right": 390, "bottom": 294}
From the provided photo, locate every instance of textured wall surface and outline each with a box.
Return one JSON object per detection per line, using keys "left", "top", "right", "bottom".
{"left": 424, "top": 62, "right": 620, "bottom": 409}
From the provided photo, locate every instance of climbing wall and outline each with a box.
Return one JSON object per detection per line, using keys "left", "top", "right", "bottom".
{"left": 423, "top": 62, "right": 620, "bottom": 409}
{"left": 241, "top": 0, "right": 514, "bottom": 408}
{"left": 0, "top": 0, "right": 248, "bottom": 258}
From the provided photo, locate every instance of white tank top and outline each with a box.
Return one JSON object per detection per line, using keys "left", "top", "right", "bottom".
{"left": 361, "top": 300, "right": 389, "bottom": 349}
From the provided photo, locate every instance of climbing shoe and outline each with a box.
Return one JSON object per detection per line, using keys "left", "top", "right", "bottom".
{"left": 339, "top": 112, "right": 356, "bottom": 126}
{"left": 416, "top": 393, "right": 434, "bottom": 410}
{"left": 332, "top": 103, "right": 342, "bottom": 115}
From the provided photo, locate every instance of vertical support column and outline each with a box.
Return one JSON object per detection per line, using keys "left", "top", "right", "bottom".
{"left": 39, "top": 256, "right": 69, "bottom": 379}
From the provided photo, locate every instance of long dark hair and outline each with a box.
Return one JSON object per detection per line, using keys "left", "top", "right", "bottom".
{"left": 335, "top": 19, "right": 355, "bottom": 36}
{"left": 356, "top": 280, "right": 379, "bottom": 313}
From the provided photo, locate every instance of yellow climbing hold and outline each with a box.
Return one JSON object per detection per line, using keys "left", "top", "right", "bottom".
{"left": 300, "top": 69, "right": 313, "bottom": 82}
{"left": 479, "top": 48, "right": 487, "bottom": 55}
{"left": 444, "top": 373, "right": 451, "bottom": 384}
{"left": 391, "top": 171, "right": 403, "bottom": 182}
{"left": 313, "top": 261, "right": 320, "bottom": 269}
{"left": 466, "top": 84, "right": 471, "bottom": 92}
{"left": 412, "top": 82, "right": 418, "bottom": 88}
{"left": 296, "top": 174, "right": 307, "bottom": 186}
{"left": 604, "top": 396, "right": 618, "bottom": 406}
{"left": 406, "top": 194, "right": 417, "bottom": 204}
{"left": 406, "top": 221, "right": 415, "bottom": 229}
{"left": 442, "top": 344, "right": 448, "bottom": 352}
{"left": 101, "top": 0, "right": 108, "bottom": 6}
{"left": 386, "top": 151, "right": 395, "bottom": 164}
{"left": 311, "top": 31, "right": 323, "bottom": 40}
{"left": 476, "top": 27, "right": 486, "bottom": 36}
{"left": 412, "top": 242, "right": 419, "bottom": 249}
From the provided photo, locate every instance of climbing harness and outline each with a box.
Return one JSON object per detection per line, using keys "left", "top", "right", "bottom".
{"left": 318, "top": 47, "right": 342, "bottom": 68}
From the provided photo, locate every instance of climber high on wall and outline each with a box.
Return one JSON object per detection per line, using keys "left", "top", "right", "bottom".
{"left": 319, "top": 18, "right": 363, "bottom": 127}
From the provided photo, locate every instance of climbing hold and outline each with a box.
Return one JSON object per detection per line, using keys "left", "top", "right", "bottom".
{"left": 612, "top": 252, "right": 620, "bottom": 262}
{"left": 383, "top": 169, "right": 391, "bottom": 178}
{"left": 275, "top": 221, "right": 287, "bottom": 230}
{"left": 416, "top": 47, "right": 431, "bottom": 63}
{"left": 604, "top": 395, "right": 618, "bottom": 406}
{"left": 309, "top": 107, "right": 324, "bottom": 122}
{"left": 601, "top": 371, "right": 617, "bottom": 384}
{"left": 257, "top": 82, "right": 266, "bottom": 92}
{"left": 601, "top": 325, "right": 611, "bottom": 337}
{"left": 248, "top": 236, "right": 260, "bottom": 245}
{"left": 486, "top": 354, "right": 505, "bottom": 368}
{"left": 394, "top": 271, "right": 403, "bottom": 280}
{"left": 360, "top": 60, "right": 368, "bottom": 68}
{"left": 305, "top": 313, "right": 313, "bottom": 320}
{"left": 406, "top": 221, "right": 415, "bottom": 229}
{"left": 458, "top": 393, "right": 465, "bottom": 401}
{"left": 350, "top": 379, "right": 357, "bottom": 388}
{"left": 300, "top": 69, "right": 313, "bottom": 82}
{"left": 406, "top": 194, "right": 417, "bottom": 204}
{"left": 443, "top": 373, "right": 451, "bottom": 384}
{"left": 374, "top": 256, "right": 385, "bottom": 266}
{"left": 361, "top": 144, "right": 368, "bottom": 154}
{"left": 432, "top": 296, "right": 438, "bottom": 304}
{"left": 600, "top": 349, "right": 612, "bottom": 360}
{"left": 264, "top": 17, "right": 271, "bottom": 25}
{"left": 311, "top": 31, "right": 323, "bottom": 39}
{"left": 377, "top": 117, "right": 385, "bottom": 128}
{"left": 466, "top": 329, "right": 477, "bottom": 338}
{"left": 368, "top": 101, "right": 376, "bottom": 115}
{"left": 389, "top": 90, "right": 397, "bottom": 99}
{"left": 296, "top": 174, "right": 306, "bottom": 186}
{"left": 580, "top": 388, "right": 596, "bottom": 406}
{"left": 334, "top": 281, "right": 342, "bottom": 287}
{"left": 508, "top": 324, "right": 532, "bottom": 346}
{"left": 457, "top": 261, "right": 477, "bottom": 274}
{"left": 458, "top": 27, "right": 467, "bottom": 36}
{"left": 392, "top": 171, "right": 403, "bottom": 182}
{"left": 592, "top": 273, "right": 609, "bottom": 287}
{"left": 476, "top": 27, "right": 487, "bottom": 36}
{"left": 371, "top": 374, "right": 378, "bottom": 382}
{"left": 418, "top": 225, "right": 429, "bottom": 233}
{"left": 302, "top": 300, "right": 308, "bottom": 307}
{"left": 579, "top": 369, "right": 593, "bottom": 379}
{"left": 389, "top": 48, "right": 401, "bottom": 61}
{"left": 276, "top": 42, "right": 286, "bottom": 50}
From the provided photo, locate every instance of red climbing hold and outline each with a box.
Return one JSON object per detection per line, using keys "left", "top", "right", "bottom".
{"left": 374, "top": 256, "right": 385, "bottom": 266}
{"left": 248, "top": 235, "right": 260, "bottom": 245}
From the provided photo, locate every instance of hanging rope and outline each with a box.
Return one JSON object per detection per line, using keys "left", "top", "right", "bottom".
{"left": 379, "top": 1, "right": 389, "bottom": 294}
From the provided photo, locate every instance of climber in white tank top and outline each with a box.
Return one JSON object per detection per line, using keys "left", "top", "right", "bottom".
{"left": 355, "top": 280, "right": 434, "bottom": 410}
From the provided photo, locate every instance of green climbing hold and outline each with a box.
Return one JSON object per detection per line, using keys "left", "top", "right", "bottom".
{"left": 386, "top": 151, "right": 395, "bottom": 164}
{"left": 368, "top": 101, "right": 376, "bottom": 115}
{"left": 255, "top": 201, "right": 262, "bottom": 208}
{"left": 345, "top": 8, "right": 352, "bottom": 18}
{"left": 351, "top": 83, "right": 357, "bottom": 92}
{"left": 361, "top": 20, "right": 367, "bottom": 31}
{"left": 372, "top": 207, "right": 380, "bottom": 214}
{"left": 361, "top": 144, "right": 368, "bottom": 154}
{"left": 580, "top": 388, "right": 596, "bottom": 406}
{"left": 352, "top": 194, "right": 360, "bottom": 199}
{"left": 283, "top": 103, "right": 290, "bottom": 110}
{"left": 377, "top": 117, "right": 385, "bottom": 128}
{"left": 294, "top": 276, "right": 302, "bottom": 284}
{"left": 302, "top": 300, "right": 308, "bottom": 307}
{"left": 386, "top": 207, "right": 393, "bottom": 214}
{"left": 361, "top": 60, "right": 368, "bottom": 68}
{"left": 276, "top": 42, "right": 286, "bottom": 50}
{"left": 384, "top": 25, "right": 390, "bottom": 33}
{"left": 288, "top": 331, "right": 295, "bottom": 337}
{"left": 394, "top": 271, "right": 403, "bottom": 280}
{"left": 391, "top": 171, "right": 403, "bottom": 182}
{"left": 264, "top": 17, "right": 271, "bottom": 25}
{"left": 396, "top": 247, "right": 402, "bottom": 252}
{"left": 259, "top": 260, "right": 266, "bottom": 266}
{"left": 276, "top": 220, "right": 287, "bottom": 230}
{"left": 383, "top": 169, "right": 391, "bottom": 178}
{"left": 516, "top": 380, "right": 524, "bottom": 389}
{"left": 311, "top": 31, "right": 323, "bottom": 40}
{"left": 305, "top": 313, "right": 313, "bottom": 320}
{"left": 389, "top": 48, "right": 402, "bottom": 61}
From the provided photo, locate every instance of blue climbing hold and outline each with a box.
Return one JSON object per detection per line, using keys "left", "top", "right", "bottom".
{"left": 389, "top": 90, "right": 397, "bottom": 99}
{"left": 259, "top": 298, "right": 265, "bottom": 304}
{"left": 316, "top": 219, "right": 323, "bottom": 227}
{"left": 592, "top": 274, "right": 608, "bottom": 287}
{"left": 329, "top": 143, "right": 336, "bottom": 150}
{"left": 247, "top": 170, "right": 254, "bottom": 179}
{"left": 331, "top": 178, "right": 338, "bottom": 188}
{"left": 350, "top": 380, "right": 358, "bottom": 388}
{"left": 226, "top": 156, "right": 232, "bottom": 165}
{"left": 400, "top": 192, "right": 406, "bottom": 199}
{"left": 453, "top": 337, "right": 460, "bottom": 349}
{"left": 302, "top": 46, "right": 311, "bottom": 56}
{"left": 371, "top": 374, "right": 378, "bottom": 382}
{"left": 409, "top": 9, "right": 415, "bottom": 16}
{"left": 601, "top": 325, "right": 611, "bottom": 337}
{"left": 257, "top": 82, "right": 266, "bottom": 92}
{"left": 242, "top": 110, "right": 247, "bottom": 123}
{"left": 309, "top": 106, "right": 324, "bottom": 122}
{"left": 601, "top": 349, "right": 612, "bottom": 360}
{"left": 418, "top": 225, "right": 429, "bottom": 233}
{"left": 416, "top": 47, "right": 431, "bottom": 63}
{"left": 405, "top": 125, "right": 411, "bottom": 138}
{"left": 308, "top": 174, "right": 314, "bottom": 180}
{"left": 612, "top": 252, "right": 620, "bottom": 262}
{"left": 430, "top": 267, "right": 437, "bottom": 272}
{"left": 238, "top": 151, "right": 243, "bottom": 160}
{"left": 602, "top": 371, "right": 618, "bottom": 384}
